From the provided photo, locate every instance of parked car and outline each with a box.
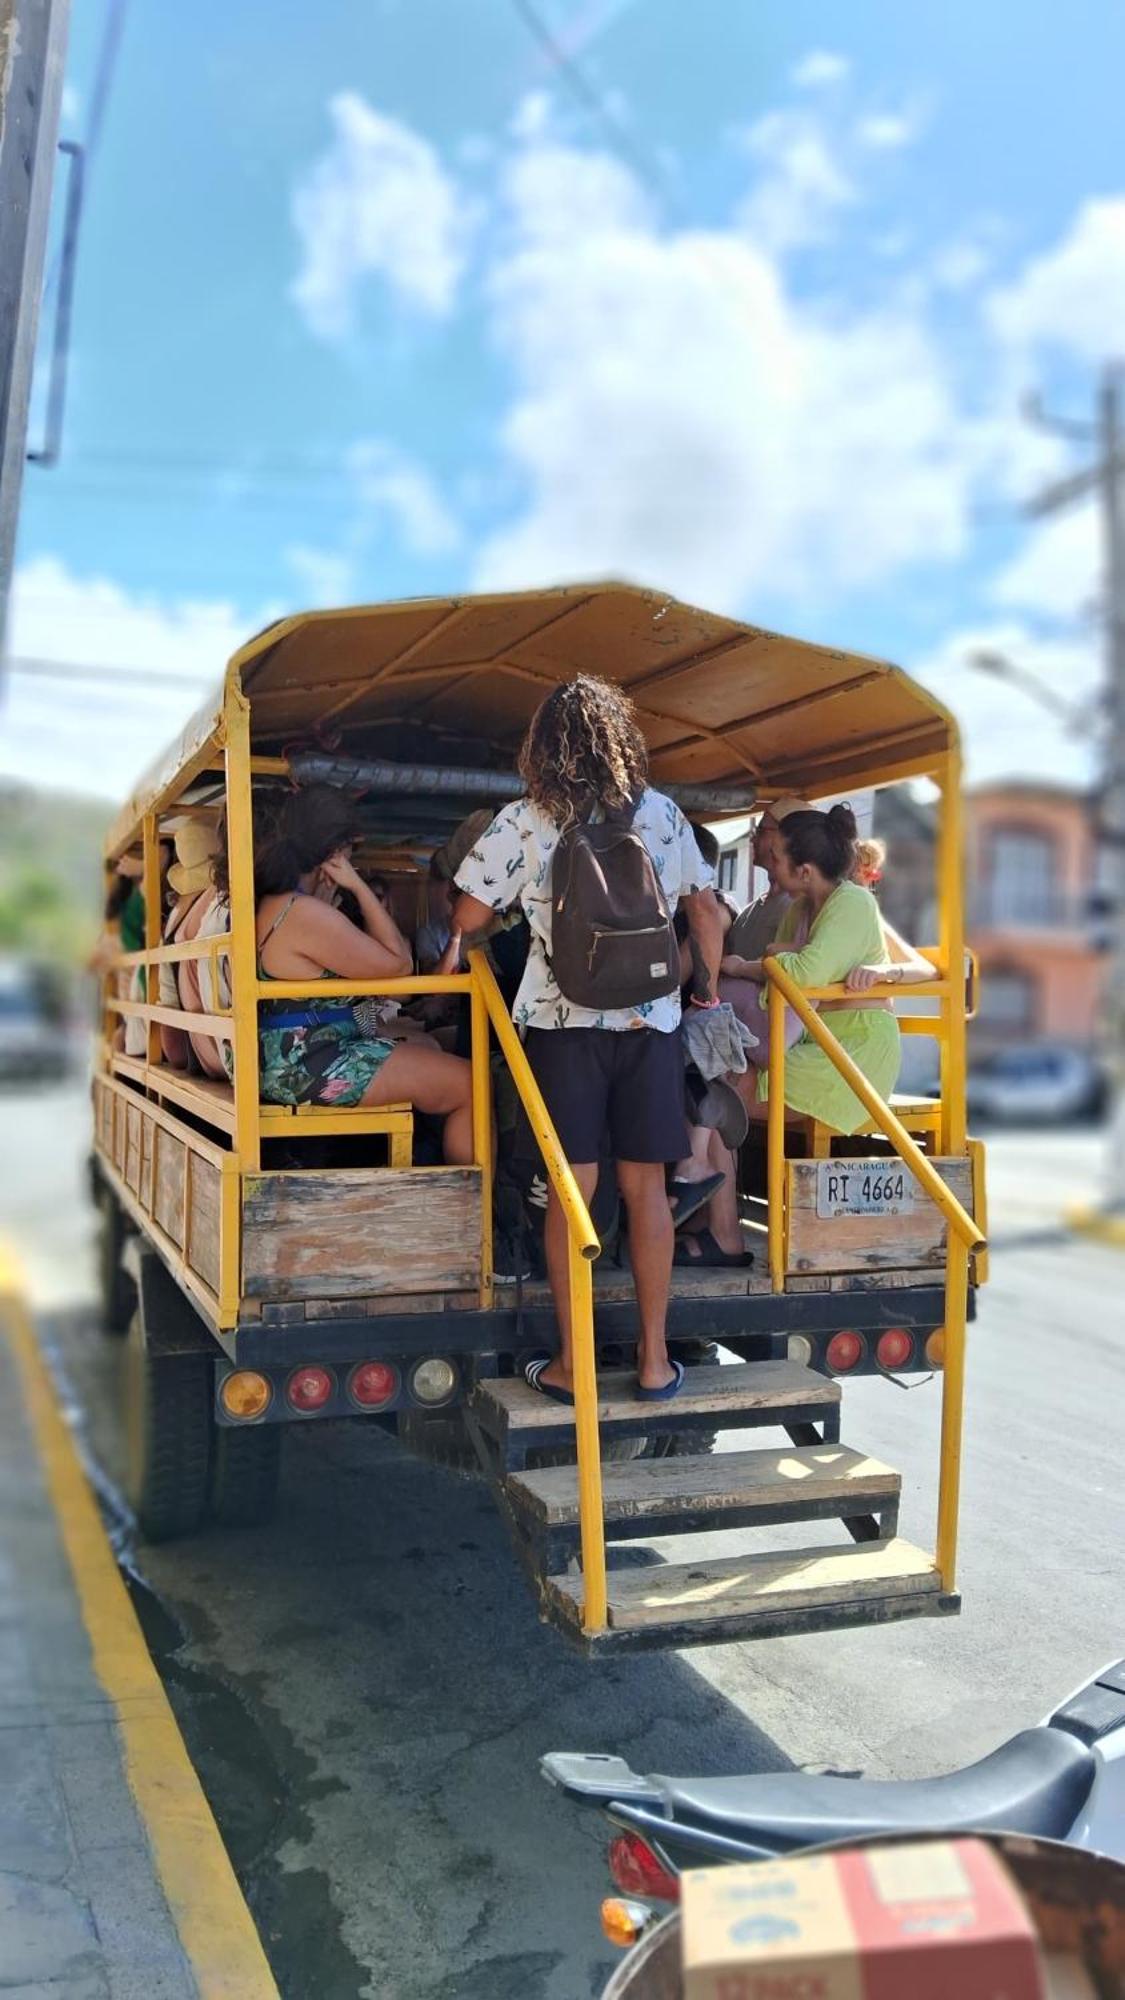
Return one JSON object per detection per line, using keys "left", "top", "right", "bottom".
{"left": 0, "top": 959, "right": 72, "bottom": 1083}
{"left": 967, "top": 1046, "right": 1105, "bottom": 1124}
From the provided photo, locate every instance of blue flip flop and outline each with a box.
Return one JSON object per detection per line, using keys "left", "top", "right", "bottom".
{"left": 636, "top": 1359, "right": 686, "bottom": 1403}
{"left": 525, "top": 1357, "right": 575, "bottom": 1407}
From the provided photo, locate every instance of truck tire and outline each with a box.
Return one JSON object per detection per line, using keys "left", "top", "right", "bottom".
{"left": 96, "top": 1189, "right": 135, "bottom": 1337}
{"left": 125, "top": 1312, "right": 212, "bottom": 1541}
{"left": 397, "top": 1406, "right": 481, "bottom": 1476}
{"left": 208, "top": 1423, "right": 282, "bottom": 1528}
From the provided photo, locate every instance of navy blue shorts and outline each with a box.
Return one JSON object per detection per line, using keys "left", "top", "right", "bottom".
{"left": 522, "top": 1026, "right": 689, "bottom": 1165}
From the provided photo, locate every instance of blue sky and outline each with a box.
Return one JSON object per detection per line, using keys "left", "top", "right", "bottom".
{"left": 5, "top": 0, "right": 1125, "bottom": 797}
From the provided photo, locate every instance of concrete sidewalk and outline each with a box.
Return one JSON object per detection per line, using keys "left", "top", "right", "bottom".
{"left": 0, "top": 1276, "right": 277, "bottom": 1998}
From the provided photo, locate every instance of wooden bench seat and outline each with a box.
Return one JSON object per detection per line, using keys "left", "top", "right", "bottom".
{"left": 801, "top": 1093, "right": 942, "bottom": 1159}
{"left": 107, "top": 1054, "right": 413, "bottom": 1162}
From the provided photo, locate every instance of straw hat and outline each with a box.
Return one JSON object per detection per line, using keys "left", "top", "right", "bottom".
{"left": 765, "top": 794, "right": 814, "bottom": 824}
{"left": 168, "top": 820, "right": 219, "bottom": 897}
{"left": 431, "top": 808, "right": 496, "bottom": 883}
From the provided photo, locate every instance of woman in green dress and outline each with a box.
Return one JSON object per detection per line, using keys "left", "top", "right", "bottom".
{"left": 732, "top": 803, "right": 906, "bottom": 1135}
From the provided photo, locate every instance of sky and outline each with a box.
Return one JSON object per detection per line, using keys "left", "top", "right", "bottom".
{"left": 4, "top": 0, "right": 1125, "bottom": 801}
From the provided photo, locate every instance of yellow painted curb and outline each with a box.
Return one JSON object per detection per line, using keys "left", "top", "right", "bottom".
{"left": 1065, "top": 1204, "right": 1125, "bottom": 1249}
{"left": 0, "top": 1245, "right": 278, "bottom": 2000}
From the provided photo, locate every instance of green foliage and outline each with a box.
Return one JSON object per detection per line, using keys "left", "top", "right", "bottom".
{"left": 0, "top": 781, "right": 108, "bottom": 968}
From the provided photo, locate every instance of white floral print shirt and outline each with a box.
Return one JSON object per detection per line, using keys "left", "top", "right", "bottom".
{"left": 455, "top": 789, "right": 714, "bottom": 1033}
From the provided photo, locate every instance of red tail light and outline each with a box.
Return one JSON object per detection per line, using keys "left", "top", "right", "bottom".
{"left": 347, "top": 1360, "right": 399, "bottom": 1408}
{"left": 286, "top": 1364, "right": 334, "bottom": 1412}
{"left": 876, "top": 1327, "right": 914, "bottom": 1370}
{"left": 607, "top": 1832, "right": 679, "bottom": 1904}
{"left": 825, "top": 1329, "right": 865, "bottom": 1373}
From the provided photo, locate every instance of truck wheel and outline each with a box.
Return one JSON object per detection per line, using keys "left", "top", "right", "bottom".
{"left": 96, "top": 1190, "right": 135, "bottom": 1336}
{"left": 125, "top": 1312, "right": 212, "bottom": 1541}
{"left": 208, "top": 1423, "right": 282, "bottom": 1528}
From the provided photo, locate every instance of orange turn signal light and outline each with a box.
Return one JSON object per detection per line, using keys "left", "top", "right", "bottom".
{"left": 601, "top": 1898, "right": 651, "bottom": 1950}
{"left": 925, "top": 1328, "right": 945, "bottom": 1369}
{"left": 220, "top": 1369, "right": 272, "bottom": 1421}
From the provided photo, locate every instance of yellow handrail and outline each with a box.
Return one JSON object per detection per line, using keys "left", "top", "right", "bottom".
{"left": 763, "top": 955, "right": 981, "bottom": 1595}
{"left": 765, "top": 964, "right": 984, "bottom": 1252}
{"left": 467, "top": 951, "right": 607, "bottom": 1635}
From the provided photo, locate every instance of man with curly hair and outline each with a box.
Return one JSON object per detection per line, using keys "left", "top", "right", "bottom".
{"left": 453, "top": 674, "right": 723, "bottom": 1401}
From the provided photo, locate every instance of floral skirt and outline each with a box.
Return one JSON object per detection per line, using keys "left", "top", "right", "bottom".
{"left": 224, "top": 1017, "right": 396, "bottom": 1108}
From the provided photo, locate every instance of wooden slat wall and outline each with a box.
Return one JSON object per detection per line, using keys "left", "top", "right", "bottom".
{"left": 786, "top": 1156, "right": 974, "bottom": 1275}
{"left": 241, "top": 1167, "right": 482, "bottom": 1301}
{"left": 92, "top": 1076, "right": 227, "bottom": 1318}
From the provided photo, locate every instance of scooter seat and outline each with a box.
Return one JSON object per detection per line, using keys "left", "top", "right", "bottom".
{"left": 653, "top": 1728, "right": 1095, "bottom": 1848}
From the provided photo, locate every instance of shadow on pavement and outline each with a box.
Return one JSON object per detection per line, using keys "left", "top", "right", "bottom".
{"left": 40, "top": 1304, "right": 792, "bottom": 2000}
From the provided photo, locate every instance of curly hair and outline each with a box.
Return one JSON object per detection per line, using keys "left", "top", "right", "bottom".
{"left": 518, "top": 674, "right": 649, "bottom": 826}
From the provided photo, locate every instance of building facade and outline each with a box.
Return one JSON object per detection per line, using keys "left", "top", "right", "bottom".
{"left": 966, "top": 782, "right": 1105, "bottom": 1057}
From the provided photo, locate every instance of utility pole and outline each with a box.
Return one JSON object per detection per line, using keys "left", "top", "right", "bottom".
{"left": 1026, "top": 364, "right": 1125, "bottom": 1218}
{"left": 0, "top": 0, "right": 71, "bottom": 658}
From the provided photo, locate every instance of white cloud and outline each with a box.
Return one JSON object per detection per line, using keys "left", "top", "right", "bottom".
{"left": 290, "top": 92, "right": 473, "bottom": 339}
{"left": 855, "top": 108, "right": 923, "bottom": 151}
{"left": 474, "top": 136, "right": 967, "bottom": 608}
{"left": 912, "top": 618, "right": 1099, "bottom": 786}
{"left": 347, "top": 441, "right": 461, "bottom": 555}
{"left": 738, "top": 107, "right": 856, "bottom": 253}
{"left": 791, "top": 50, "right": 850, "bottom": 90}
{"left": 988, "top": 197, "right": 1125, "bottom": 360}
{"left": 1, "top": 557, "right": 254, "bottom": 799}
{"left": 285, "top": 544, "right": 354, "bottom": 607}
{"left": 988, "top": 501, "right": 1099, "bottom": 621}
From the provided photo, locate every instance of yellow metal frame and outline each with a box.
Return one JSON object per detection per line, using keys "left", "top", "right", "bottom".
{"left": 93, "top": 644, "right": 985, "bottom": 1641}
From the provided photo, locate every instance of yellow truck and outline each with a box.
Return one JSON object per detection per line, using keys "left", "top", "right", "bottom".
{"left": 90, "top": 582, "right": 984, "bottom": 1653}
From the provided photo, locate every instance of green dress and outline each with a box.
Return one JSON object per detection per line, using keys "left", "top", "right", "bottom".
{"left": 755, "top": 881, "right": 900, "bottom": 1135}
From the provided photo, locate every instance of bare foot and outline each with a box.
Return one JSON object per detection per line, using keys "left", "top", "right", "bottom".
{"left": 636, "top": 1349, "right": 676, "bottom": 1393}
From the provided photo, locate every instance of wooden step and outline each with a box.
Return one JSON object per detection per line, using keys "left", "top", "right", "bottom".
{"left": 547, "top": 1538, "right": 946, "bottom": 1647}
{"left": 509, "top": 1444, "right": 899, "bottom": 1538}
{"left": 473, "top": 1360, "right": 840, "bottom": 1453}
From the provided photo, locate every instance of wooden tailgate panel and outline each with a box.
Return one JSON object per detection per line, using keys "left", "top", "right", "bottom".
{"left": 241, "top": 1167, "right": 482, "bottom": 1301}
{"left": 786, "top": 1155, "right": 974, "bottom": 1275}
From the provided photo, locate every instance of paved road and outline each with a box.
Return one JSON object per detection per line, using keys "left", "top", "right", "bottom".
{"left": 1, "top": 1081, "right": 1122, "bottom": 1999}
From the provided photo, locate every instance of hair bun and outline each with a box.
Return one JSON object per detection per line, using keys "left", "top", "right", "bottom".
{"left": 826, "top": 802, "right": 857, "bottom": 841}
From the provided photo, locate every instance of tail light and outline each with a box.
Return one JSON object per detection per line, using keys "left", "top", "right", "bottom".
{"left": 220, "top": 1370, "right": 271, "bottom": 1421}
{"left": 925, "top": 1328, "right": 945, "bottom": 1368}
{"left": 348, "top": 1361, "right": 399, "bottom": 1409}
{"left": 876, "top": 1327, "right": 914, "bottom": 1370}
{"left": 286, "top": 1364, "right": 334, "bottom": 1413}
{"left": 825, "top": 1329, "right": 865, "bottom": 1373}
{"left": 787, "top": 1335, "right": 812, "bottom": 1366}
{"left": 409, "top": 1356, "right": 457, "bottom": 1406}
{"left": 608, "top": 1831, "right": 679, "bottom": 1904}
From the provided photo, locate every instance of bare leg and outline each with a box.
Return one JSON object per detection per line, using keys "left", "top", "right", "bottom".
{"left": 360, "top": 1042, "right": 474, "bottom": 1164}
{"left": 617, "top": 1158, "right": 676, "bottom": 1393}
{"left": 673, "top": 1122, "right": 717, "bottom": 1184}
{"left": 541, "top": 1161, "right": 600, "bottom": 1395}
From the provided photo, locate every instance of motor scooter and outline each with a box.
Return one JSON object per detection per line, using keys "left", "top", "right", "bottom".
{"left": 543, "top": 1658, "right": 1125, "bottom": 1916}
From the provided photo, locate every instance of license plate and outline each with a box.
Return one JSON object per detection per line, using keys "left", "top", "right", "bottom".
{"left": 815, "top": 1162, "right": 918, "bottom": 1220}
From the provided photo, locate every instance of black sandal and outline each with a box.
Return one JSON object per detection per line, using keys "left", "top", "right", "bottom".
{"left": 673, "top": 1228, "right": 754, "bottom": 1269}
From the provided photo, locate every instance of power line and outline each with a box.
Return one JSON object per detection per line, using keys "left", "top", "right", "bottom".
{"left": 5, "top": 654, "right": 212, "bottom": 690}
{"left": 508, "top": 0, "right": 678, "bottom": 214}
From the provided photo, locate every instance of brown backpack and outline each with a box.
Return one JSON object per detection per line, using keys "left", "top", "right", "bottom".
{"left": 549, "top": 797, "right": 680, "bottom": 1012}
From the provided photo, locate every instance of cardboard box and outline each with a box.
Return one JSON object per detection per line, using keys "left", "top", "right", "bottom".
{"left": 681, "top": 1838, "right": 1046, "bottom": 2000}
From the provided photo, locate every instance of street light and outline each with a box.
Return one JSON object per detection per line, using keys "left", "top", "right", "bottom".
{"left": 965, "top": 648, "right": 1096, "bottom": 736}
